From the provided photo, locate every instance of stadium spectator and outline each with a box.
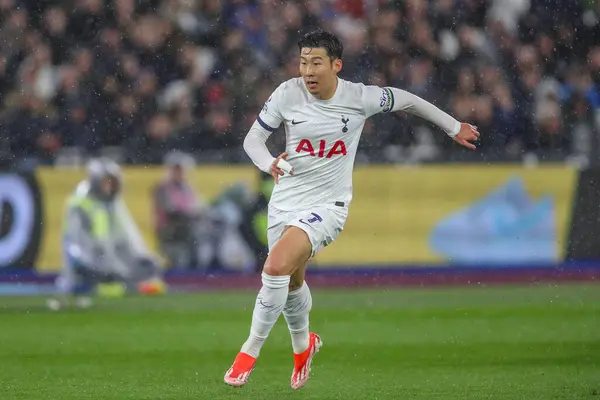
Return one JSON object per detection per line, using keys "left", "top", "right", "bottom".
{"left": 152, "top": 153, "right": 205, "bottom": 269}
{"left": 0, "top": 0, "right": 599, "bottom": 166}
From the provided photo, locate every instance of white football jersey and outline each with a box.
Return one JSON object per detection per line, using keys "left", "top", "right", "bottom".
{"left": 257, "top": 77, "right": 397, "bottom": 212}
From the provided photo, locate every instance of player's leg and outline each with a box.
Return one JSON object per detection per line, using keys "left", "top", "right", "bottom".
{"left": 240, "top": 226, "right": 311, "bottom": 355}
{"left": 284, "top": 263, "right": 321, "bottom": 390}
{"left": 285, "top": 259, "right": 324, "bottom": 391}
{"left": 284, "top": 264, "right": 311, "bottom": 352}
{"left": 288, "top": 263, "right": 306, "bottom": 291}
{"left": 224, "top": 225, "right": 312, "bottom": 387}
{"left": 283, "top": 206, "right": 347, "bottom": 389}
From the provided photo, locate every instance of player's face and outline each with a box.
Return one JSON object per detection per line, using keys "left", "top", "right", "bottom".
{"left": 299, "top": 47, "right": 342, "bottom": 100}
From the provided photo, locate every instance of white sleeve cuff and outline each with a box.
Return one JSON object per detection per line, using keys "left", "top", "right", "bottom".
{"left": 449, "top": 120, "right": 461, "bottom": 137}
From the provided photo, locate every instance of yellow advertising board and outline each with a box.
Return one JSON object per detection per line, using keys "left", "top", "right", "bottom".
{"left": 35, "top": 166, "right": 257, "bottom": 271}
{"left": 35, "top": 164, "right": 576, "bottom": 271}
{"left": 312, "top": 165, "right": 577, "bottom": 266}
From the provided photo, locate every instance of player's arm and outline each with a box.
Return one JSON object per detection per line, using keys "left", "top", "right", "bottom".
{"left": 243, "top": 84, "right": 294, "bottom": 183}
{"left": 363, "top": 86, "right": 480, "bottom": 149}
{"left": 243, "top": 122, "right": 276, "bottom": 173}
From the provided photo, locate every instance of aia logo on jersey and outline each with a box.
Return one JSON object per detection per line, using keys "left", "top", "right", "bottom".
{"left": 296, "top": 139, "right": 347, "bottom": 158}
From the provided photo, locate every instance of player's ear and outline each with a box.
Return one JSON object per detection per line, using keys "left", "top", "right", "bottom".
{"left": 333, "top": 58, "right": 342, "bottom": 73}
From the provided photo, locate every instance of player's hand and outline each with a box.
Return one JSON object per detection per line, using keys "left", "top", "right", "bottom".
{"left": 453, "top": 123, "right": 480, "bottom": 150}
{"left": 271, "top": 152, "right": 294, "bottom": 184}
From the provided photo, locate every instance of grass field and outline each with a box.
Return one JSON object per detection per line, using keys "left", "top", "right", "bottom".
{"left": 1, "top": 283, "right": 599, "bottom": 400}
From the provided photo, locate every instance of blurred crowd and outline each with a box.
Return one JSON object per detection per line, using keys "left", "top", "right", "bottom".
{"left": 0, "top": 0, "right": 599, "bottom": 167}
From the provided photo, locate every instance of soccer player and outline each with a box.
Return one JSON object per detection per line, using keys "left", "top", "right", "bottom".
{"left": 224, "top": 30, "right": 479, "bottom": 389}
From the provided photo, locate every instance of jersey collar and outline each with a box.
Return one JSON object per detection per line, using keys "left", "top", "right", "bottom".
{"left": 305, "top": 77, "right": 342, "bottom": 104}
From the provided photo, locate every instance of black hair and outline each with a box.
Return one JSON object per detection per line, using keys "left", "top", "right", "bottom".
{"left": 297, "top": 30, "right": 343, "bottom": 61}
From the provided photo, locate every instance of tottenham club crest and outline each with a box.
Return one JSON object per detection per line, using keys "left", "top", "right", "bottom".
{"left": 341, "top": 115, "right": 349, "bottom": 133}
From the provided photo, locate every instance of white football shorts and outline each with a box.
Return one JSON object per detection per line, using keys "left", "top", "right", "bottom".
{"left": 267, "top": 204, "right": 348, "bottom": 257}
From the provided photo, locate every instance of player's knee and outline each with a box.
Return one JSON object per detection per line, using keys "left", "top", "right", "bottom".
{"left": 263, "top": 258, "right": 292, "bottom": 276}
{"left": 263, "top": 228, "right": 311, "bottom": 276}
{"left": 263, "top": 248, "right": 299, "bottom": 276}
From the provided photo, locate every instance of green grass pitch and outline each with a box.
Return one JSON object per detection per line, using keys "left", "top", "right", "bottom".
{"left": 1, "top": 283, "right": 599, "bottom": 399}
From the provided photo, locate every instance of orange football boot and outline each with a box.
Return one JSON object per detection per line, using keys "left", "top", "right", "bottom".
{"left": 290, "top": 332, "right": 323, "bottom": 390}
{"left": 224, "top": 352, "right": 257, "bottom": 387}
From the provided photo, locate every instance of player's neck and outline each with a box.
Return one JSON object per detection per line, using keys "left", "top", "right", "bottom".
{"left": 314, "top": 77, "right": 339, "bottom": 101}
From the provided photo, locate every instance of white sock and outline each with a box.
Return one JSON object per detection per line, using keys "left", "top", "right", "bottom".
{"left": 240, "top": 272, "right": 290, "bottom": 358}
{"left": 283, "top": 281, "right": 312, "bottom": 354}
